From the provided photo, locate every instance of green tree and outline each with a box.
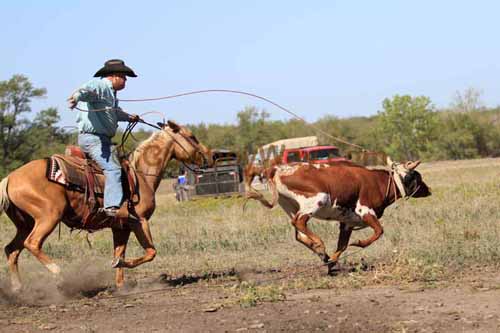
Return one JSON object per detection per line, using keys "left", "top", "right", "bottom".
{"left": 431, "top": 102, "right": 500, "bottom": 160}
{"left": 434, "top": 113, "right": 481, "bottom": 159}
{"left": 20, "top": 107, "right": 72, "bottom": 161}
{"left": 376, "top": 95, "right": 438, "bottom": 160}
{"left": 0, "top": 75, "right": 47, "bottom": 173}
{"left": 236, "top": 107, "right": 274, "bottom": 157}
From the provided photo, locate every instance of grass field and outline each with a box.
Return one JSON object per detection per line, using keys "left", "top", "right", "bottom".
{"left": 0, "top": 158, "right": 499, "bottom": 292}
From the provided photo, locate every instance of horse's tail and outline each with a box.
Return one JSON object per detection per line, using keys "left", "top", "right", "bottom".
{"left": 0, "top": 176, "right": 10, "bottom": 215}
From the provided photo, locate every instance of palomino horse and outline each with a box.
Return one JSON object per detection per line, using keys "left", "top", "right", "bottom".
{"left": 0, "top": 120, "right": 212, "bottom": 292}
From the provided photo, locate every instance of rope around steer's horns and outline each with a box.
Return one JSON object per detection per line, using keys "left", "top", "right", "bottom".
{"left": 387, "top": 158, "right": 421, "bottom": 200}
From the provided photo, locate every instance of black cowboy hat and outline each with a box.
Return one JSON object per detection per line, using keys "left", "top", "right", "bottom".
{"left": 93, "top": 59, "right": 137, "bottom": 78}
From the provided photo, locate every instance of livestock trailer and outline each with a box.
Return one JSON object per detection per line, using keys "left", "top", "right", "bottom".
{"left": 174, "top": 149, "right": 245, "bottom": 201}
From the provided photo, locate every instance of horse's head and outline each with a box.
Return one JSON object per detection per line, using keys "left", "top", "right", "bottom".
{"left": 163, "top": 120, "right": 213, "bottom": 168}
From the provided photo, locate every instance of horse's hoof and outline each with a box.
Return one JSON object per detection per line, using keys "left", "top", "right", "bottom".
{"left": 111, "top": 258, "right": 123, "bottom": 268}
{"left": 326, "top": 260, "right": 339, "bottom": 276}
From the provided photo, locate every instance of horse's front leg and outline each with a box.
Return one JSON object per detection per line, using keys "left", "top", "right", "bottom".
{"left": 111, "top": 228, "right": 131, "bottom": 288}
{"left": 115, "top": 218, "right": 156, "bottom": 269}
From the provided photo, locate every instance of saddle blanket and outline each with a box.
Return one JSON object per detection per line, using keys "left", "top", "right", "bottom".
{"left": 46, "top": 154, "right": 105, "bottom": 195}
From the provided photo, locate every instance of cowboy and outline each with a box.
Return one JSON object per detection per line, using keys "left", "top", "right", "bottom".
{"left": 68, "top": 59, "right": 140, "bottom": 218}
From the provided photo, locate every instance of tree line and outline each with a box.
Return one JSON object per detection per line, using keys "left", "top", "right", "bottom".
{"left": 1, "top": 75, "right": 499, "bottom": 178}
{"left": 189, "top": 90, "right": 500, "bottom": 163}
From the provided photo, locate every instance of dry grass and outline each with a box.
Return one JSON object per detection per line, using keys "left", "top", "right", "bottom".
{"left": 0, "top": 158, "right": 499, "bottom": 292}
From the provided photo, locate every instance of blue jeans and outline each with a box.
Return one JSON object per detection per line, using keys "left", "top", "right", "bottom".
{"left": 78, "top": 133, "right": 123, "bottom": 208}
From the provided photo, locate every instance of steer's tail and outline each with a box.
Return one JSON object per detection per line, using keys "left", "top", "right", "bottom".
{"left": 0, "top": 176, "right": 10, "bottom": 215}
{"left": 244, "top": 167, "right": 279, "bottom": 210}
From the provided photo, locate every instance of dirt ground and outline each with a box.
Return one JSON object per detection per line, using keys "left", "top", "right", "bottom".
{"left": 1, "top": 266, "right": 499, "bottom": 333}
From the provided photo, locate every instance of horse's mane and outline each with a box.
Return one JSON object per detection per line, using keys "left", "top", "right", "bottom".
{"left": 129, "top": 130, "right": 170, "bottom": 168}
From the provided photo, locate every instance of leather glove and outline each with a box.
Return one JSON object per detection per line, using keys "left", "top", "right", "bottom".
{"left": 129, "top": 114, "right": 141, "bottom": 123}
{"left": 67, "top": 95, "right": 77, "bottom": 109}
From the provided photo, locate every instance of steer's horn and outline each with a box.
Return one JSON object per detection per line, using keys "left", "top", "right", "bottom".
{"left": 405, "top": 160, "right": 421, "bottom": 170}
{"left": 386, "top": 156, "right": 394, "bottom": 167}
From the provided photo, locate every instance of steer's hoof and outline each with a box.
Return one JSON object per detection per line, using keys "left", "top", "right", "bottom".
{"left": 111, "top": 258, "right": 123, "bottom": 268}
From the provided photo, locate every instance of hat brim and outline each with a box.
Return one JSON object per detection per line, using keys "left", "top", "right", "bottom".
{"left": 94, "top": 64, "right": 137, "bottom": 77}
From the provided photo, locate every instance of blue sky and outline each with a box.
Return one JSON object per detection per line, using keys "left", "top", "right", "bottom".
{"left": 2, "top": 1, "right": 499, "bottom": 128}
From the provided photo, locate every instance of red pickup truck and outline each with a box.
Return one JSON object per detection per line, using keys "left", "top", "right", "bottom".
{"left": 282, "top": 145, "right": 347, "bottom": 164}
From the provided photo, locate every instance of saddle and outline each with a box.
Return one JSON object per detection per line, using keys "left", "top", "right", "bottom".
{"left": 47, "top": 145, "right": 139, "bottom": 228}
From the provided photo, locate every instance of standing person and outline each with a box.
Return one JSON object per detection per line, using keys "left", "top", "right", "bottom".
{"left": 67, "top": 59, "right": 140, "bottom": 218}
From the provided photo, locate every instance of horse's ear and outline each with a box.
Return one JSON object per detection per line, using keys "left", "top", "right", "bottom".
{"left": 167, "top": 120, "right": 181, "bottom": 133}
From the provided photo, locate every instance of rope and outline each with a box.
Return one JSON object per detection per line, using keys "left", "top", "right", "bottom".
{"left": 72, "top": 89, "right": 373, "bottom": 151}
{"left": 74, "top": 106, "right": 113, "bottom": 113}
{"left": 92, "top": 248, "right": 366, "bottom": 301}
{"left": 249, "top": 248, "right": 365, "bottom": 286}
{"left": 101, "top": 285, "right": 180, "bottom": 300}
{"left": 139, "top": 111, "right": 166, "bottom": 123}
{"left": 119, "top": 89, "right": 369, "bottom": 151}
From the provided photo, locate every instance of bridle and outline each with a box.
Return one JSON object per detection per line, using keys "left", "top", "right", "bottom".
{"left": 124, "top": 122, "right": 208, "bottom": 179}
{"left": 162, "top": 125, "right": 208, "bottom": 175}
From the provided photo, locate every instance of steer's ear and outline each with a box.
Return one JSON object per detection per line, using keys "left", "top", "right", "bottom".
{"left": 405, "top": 160, "right": 421, "bottom": 170}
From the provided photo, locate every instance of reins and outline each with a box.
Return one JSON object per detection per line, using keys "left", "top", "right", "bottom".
{"left": 69, "top": 107, "right": 205, "bottom": 180}
{"left": 119, "top": 119, "right": 207, "bottom": 179}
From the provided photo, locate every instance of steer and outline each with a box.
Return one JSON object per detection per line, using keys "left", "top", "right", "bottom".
{"left": 246, "top": 157, "right": 431, "bottom": 274}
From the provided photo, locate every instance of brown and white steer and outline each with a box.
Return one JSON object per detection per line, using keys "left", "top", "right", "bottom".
{"left": 246, "top": 158, "right": 431, "bottom": 273}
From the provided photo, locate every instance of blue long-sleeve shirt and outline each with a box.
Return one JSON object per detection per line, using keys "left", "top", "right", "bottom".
{"left": 72, "top": 78, "right": 130, "bottom": 137}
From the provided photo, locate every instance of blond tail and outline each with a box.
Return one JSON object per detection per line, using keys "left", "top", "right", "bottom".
{"left": 0, "top": 177, "right": 10, "bottom": 215}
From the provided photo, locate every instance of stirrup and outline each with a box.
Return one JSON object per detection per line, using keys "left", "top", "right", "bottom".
{"left": 97, "top": 207, "right": 119, "bottom": 217}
